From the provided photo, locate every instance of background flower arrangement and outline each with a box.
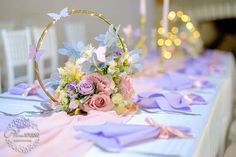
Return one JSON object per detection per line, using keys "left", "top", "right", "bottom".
{"left": 52, "top": 25, "right": 142, "bottom": 115}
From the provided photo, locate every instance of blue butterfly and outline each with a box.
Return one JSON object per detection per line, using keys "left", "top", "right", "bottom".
{"left": 43, "top": 72, "right": 60, "bottom": 90}
{"left": 58, "top": 41, "right": 85, "bottom": 59}
{"left": 95, "top": 25, "right": 120, "bottom": 51}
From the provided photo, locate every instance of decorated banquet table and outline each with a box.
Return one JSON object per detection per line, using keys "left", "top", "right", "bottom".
{"left": 0, "top": 51, "right": 235, "bottom": 157}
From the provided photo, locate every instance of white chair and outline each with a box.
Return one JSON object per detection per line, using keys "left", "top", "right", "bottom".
{"left": 64, "top": 22, "right": 86, "bottom": 44}
{"left": 0, "top": 21, "right": 16, "bottom": 69}
{"left": 32, "top": 27, "right": 58, "bottom": 79}
{"left": 1, "top": 28, "right": 34, "bottom": 89}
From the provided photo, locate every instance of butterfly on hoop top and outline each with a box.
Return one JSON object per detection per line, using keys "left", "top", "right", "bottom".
{"left": 47, "top": 7, "right": 69, "bottom": 21}
{"left": 28, "top": 45, "right": 44, "bottom": 62}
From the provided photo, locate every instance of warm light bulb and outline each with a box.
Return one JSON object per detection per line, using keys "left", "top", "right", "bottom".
{"left": 193, "top": 31, "right": 200, "bottom": 38}
{"left": 186, "top": 22, "right": 194, "bottom": 31}
{"left": 157, "top": 39, "right": 164, "bottom": 46}
{"left": 168, "top": 11, "right": 176, "bottom": 20}
{"left": 165, "top": 39, "right": 172, "bottom": 46}
{"left": 181, "top": 15, "right": 190, "bottom": 22}
{"left": 171, "top": 27, "right": 178, "bottom": 34}
{"left": 157, "top": 27, "right": 163, "bottom": 35}
{"left": 174, "top": 38, "right": 181, "bottom": 46}
{"left": 177, "top": 11, "right": 184, "bottom": 17}
{"left": 163, "top": 50, "right": 172, "bottom": 59}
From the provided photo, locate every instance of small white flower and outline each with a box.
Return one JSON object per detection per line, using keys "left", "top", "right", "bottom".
{"left": 95, "top": 46, "right": 106, "bottom": 62}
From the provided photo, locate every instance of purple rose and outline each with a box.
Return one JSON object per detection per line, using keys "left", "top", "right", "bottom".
{"left": 77, "top": 79, "right": 95, "bottom": 95}
{"left": 67, "top": 81, "right": 76, "bottom": 90}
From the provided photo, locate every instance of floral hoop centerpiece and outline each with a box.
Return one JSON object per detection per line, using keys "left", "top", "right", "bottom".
{"left": 34, "top": 9, "right": 142, "bottom": 115}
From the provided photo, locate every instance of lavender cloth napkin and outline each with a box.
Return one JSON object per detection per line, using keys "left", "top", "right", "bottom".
{"left": 8, "top": 83, "right": 53, "bottom": 100}
{"left": 74, "top": 123, "right": 190, "bottom": 151}
{"left": 156, "top": 73, "right": 193, "bottom": 90}
{"left": 178, "top": 50, "right": 225, "bottom": 75}
{"left": 155, "top": 73, "right": 214, "bottom": 90}
{"left": 135, "top": 92, "right": 207, "bottom": 112}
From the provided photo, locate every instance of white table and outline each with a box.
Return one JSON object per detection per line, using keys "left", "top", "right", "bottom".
{"left": 0, "top": 54, "right": 234, "bottom": 157}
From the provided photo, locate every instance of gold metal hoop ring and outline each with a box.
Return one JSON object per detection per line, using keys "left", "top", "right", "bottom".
{"left": 34, "top": 9, "right": 128, "bottom": 103}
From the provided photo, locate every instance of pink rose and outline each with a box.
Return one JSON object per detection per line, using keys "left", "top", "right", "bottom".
{"left": 83, "top": 73, "right": 111, "bottom": 94}
{"left": 119, "top": 76, "right": 134, "bottom": 99}
{"left": 80, "top": 93, "right": 113, "bottom": 112}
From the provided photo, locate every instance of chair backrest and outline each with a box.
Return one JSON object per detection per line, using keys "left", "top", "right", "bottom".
{"left": 64, "top": 22, "right": 86, "bottom": 44}
{"left": 32, "top": 27, "right": 58, "bottom": 79}
{"left": 1, "top": 28, "right": 33, "bottom": 88}
{"left": 0, "top": 21, "right": 16, "bottom": 58}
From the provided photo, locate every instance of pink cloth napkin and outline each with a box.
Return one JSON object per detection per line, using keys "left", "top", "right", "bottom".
{"left": 0, "top": 111, "right": 131, "bottom": 157}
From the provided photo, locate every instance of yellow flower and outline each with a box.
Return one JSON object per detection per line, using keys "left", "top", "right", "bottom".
{"left": 57, "top": 89, "right": 69, "bottom": 105}
{"left": 116, "top": 101, "right": 138, "bottom": 115}
{"left": 58, "top": 62, "right": 83, "bottom": 83}
{"left": 83, "top": 44, "right": 94, "bottom": 58}
{"left": 111, "top": 93, "right": 123, "bottom": 105}
{"left": 74, "top": 99, "right": 80, "bottom": 105}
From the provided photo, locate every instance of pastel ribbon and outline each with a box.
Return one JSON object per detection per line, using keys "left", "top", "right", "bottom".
{"left": 8, "top": 82, "right": 53, "bottom": 100}
{"left": 22, "top": 81, "right": 40, "bottom": 96}
{"left": 145, "top": 117, "right": 191, "bottom": 139}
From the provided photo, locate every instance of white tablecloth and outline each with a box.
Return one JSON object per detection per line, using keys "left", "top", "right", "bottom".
{"left": 0, "top": 54, "right": 235, "bottom": 157}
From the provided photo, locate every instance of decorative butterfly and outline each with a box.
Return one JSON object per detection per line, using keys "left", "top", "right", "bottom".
{"left": 95, "top": 47, "right": 106, "bottom": 62}
{"left": 95, "top": 25, "right": 120, "bottom": 51}
{"left": 58, "top": 41, "right": 85, "bottom": 59}
{"left": 28, "top": 45, "right": 44, "bottom": 62}
{"left": 105, "top": 24, "right": 120, "bottom": 48}
{"left": 123, "top": 24, "right": 133, "bottom": 37}
{"left": 47, "top": 7, "right": 69, "bottom": 21}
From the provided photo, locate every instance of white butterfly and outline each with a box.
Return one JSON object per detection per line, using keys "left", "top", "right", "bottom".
{"left": 47, "top": 7, "right": 69, "bottom": 21}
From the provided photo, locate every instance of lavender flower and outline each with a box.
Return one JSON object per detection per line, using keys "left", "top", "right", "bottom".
{"left": 115, "top": 51, "right": 122, "bottom": 56}
{"left": 67, "top": 81, "right": 76, "bottom": 90}
{"left": 77, "top": 79, "right": 95, "bottom": 95}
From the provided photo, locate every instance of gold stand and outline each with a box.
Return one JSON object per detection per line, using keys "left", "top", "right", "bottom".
{"left": 135, "top": 14, "right": 147, "bottom": 56}
{"left": 159, "top": 46, "right": 166, "bottom": 73}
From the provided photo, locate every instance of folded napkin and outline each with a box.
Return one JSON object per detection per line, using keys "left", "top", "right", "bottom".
{"left": 8, "top": 83, "right": 53, "bottom": 100}
{"left": 135, "top": 92, "right": 207, "bottom": 112}
{"left": 155, "top": 73, "right": 214, "bottom": 90}
{"left": 74, "top": 119, "right": 191, "bottom": 151}
{"left": 179, "top": 50, "right": 225, "bottom": 75}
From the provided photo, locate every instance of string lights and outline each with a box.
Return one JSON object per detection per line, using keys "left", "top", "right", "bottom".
{"left": 157, "top": 10, "right": 201, "bottom": 59}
